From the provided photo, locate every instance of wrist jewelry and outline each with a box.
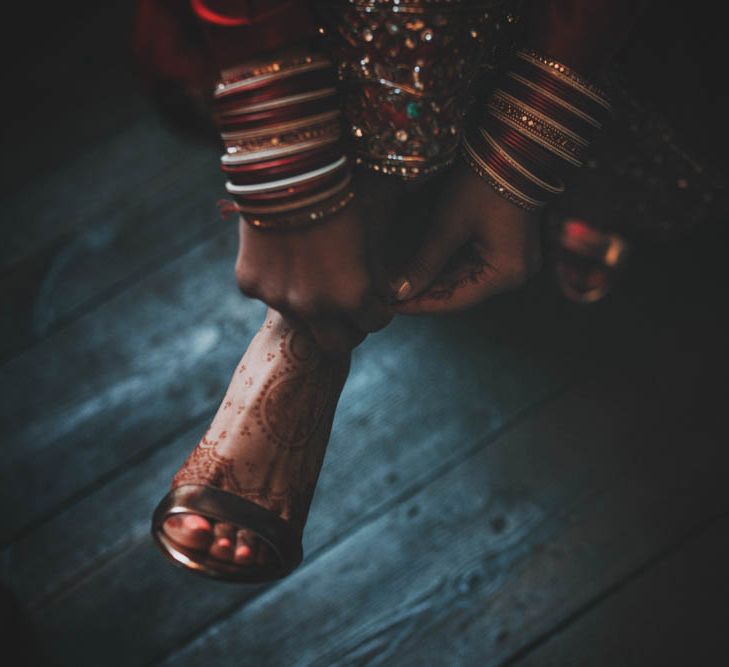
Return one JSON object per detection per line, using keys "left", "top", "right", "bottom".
{"left": 463, "top": 47, "right": 612, "bottom": 211}
{"left": 318, "top": 0, "right": 523, "bottom": 180}
{"left": 213, "top": 53, "right": 354, "bottom": 231}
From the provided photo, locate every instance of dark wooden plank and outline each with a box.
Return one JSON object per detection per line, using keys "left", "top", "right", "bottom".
{"left": 0, "top": 0, "right": 226, "bottom": 363}
{"left": 0, "top": 204, "right": 609, "bottom": 546}
{"left": 0, "top": 112, "right": 222, "bottom": 361}
{"left": 511, "top": 516, "right": 729, "bottom": 667}
{"left": 16, "top": 265, "right": 702, "bottom": 666}
{"left": 155, "top": 371, "right": 728, "bottom": 667}
{"left": 8, "top": 213, "right": 724, "bottom": 664}
{"left": 150, "top": 240, "right": 729, "bottom": 667}
{"left": 0, "top": 226, "right": 260, "bottom": 543}
{"left": 12, "top": 296, "right": 572, "bottom": 665}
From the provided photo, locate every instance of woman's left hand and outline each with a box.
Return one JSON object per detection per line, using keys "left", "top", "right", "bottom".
{"left": 390, "top": 162, "right": 543, "bottom": 314}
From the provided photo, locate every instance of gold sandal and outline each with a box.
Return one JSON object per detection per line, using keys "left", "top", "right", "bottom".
{"left": 150, "top": 311, "right": 349, "bottom": 583}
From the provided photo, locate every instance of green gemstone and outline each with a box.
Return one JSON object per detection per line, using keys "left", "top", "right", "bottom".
{"left": 406, "top": 101, "right": 422, "bottom": 119}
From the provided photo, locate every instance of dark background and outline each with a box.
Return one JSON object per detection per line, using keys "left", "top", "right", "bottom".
{"left": 1, "top": 2, "right": 728, "bottom": 666}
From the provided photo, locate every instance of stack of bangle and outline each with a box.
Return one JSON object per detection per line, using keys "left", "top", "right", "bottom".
{"left": 462, "top": 48, "right": 612, "bottom": 212}
{"left": 214, "top": 52, "right": 354, "bottom": 230}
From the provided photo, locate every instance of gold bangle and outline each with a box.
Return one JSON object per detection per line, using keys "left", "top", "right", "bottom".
{"left": 506, "top": 72, "right": 602, "bottom": 129}
{"left": 462, "top": 137, "right": 544, "bottom": 211}
{"left": 487, "top": 100, "right": 585, "bottom": 167}
{"left": 516, "top": 50, "right": 611, "bottom": 111}
{"left": 478, "top": 127, "right": 565, "bottom": 195}
{"left": 235, "top": 172, "right": 353, "bottom": 215}
{"left": 221, "top": 110, "right": 342, "bottom": 144}
{"left": 221, "top": 134, "right": 341, "bottom": 166}
{"left": 493, "top": 90, "right": 588, "bottom": 147}
{"left": 215, "top": 55, "right": 333, "bottom": 99}
{"left": 246, "top": 190, "right": 356, "bottom": 231}
{"left": 219, "top": 88, "right": 338, "bottom": 116}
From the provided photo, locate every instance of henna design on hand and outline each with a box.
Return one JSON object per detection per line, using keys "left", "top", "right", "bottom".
{"left": 420, "top": 245, "right": 489, "bottom": 302}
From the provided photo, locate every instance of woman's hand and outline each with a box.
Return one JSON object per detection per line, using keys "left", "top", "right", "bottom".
{"left": 235, "top": 194, "right": 393, "bottom": 356}
{"left": 390, "top": 162, "right": 543, "bottom": 314}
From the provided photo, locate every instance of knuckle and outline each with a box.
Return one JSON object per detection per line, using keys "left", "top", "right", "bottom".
{"left": 262, "top": 290, "right": 288, "bottom": 313}
{"left": 335, "top": 284, "right": 370, "bottom": 313}
{"left": 234, "top": 263, "right": 258, "bottom": 297}
{"left": 408, "top": 254, "right": 434, "bottom": 282}
{"left": 286, "top": 291, "right": 320, "bottom": 319}
{"left": 503, "top": 259, "right": 530, "bottom": 287}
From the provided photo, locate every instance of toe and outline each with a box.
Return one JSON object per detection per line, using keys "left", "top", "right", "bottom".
{"left": 163, "top": 513, "right": 213, "bottom": 551}
{"left": 234, "top": 529, "right": 256, "bottom": 565}
{"left": 209, "top": 522, "right": 236, "bottom": 561}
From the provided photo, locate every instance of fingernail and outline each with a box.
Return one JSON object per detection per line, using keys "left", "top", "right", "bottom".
{"left": 392, "top": 278, "right": 412, "bottom": 301}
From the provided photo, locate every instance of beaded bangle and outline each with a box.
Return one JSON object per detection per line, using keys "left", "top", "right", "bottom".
{"left": 215, "top": 56, "right": 333, "bottom": 99}
{"left": 506, "top": 72, "right": 602, "bottom": 129}
{"left": 221, "top": 111, "right": 342, "bottom": 147}
{"left": 516, "top": 50, "right": 611, "bottom": 112}
{"left": 478, "top": 128, "right": 564, "bottom": 195}
{"left": 463, "top": 47, "right": 612, "bottom": 212}
{"left": 462, "top": 135, "right": 544, "bottom": 212}
{"left": 245, "top": 190, "right": 356, "bottom": 232}
{"left": 488, "top": 92, "right": 588, "bottom": 167}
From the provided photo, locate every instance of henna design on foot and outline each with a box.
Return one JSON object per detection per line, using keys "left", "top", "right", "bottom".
{"left": 172, "top": 435, "right": 243, "bottom": 495}
{"left": 164, "top": 310, "right": 350, "bottom": 572}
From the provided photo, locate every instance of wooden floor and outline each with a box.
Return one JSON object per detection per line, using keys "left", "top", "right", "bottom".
{"left": 2, "top": 3, "right": 728, "bottom": 666}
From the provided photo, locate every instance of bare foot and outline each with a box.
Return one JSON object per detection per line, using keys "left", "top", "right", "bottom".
{"left": 162, "top": 513, "right": 213, "bottom": 551}
{"left": 164, "top": 310, "right": 350, "bottom": 576}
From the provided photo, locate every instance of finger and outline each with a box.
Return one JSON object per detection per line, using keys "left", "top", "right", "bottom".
{"left": 349, "top": 295, "right": 394, "bottom": 334}
{"left": 308, "top": 318, "right": 366, "bottom": 357}
{"left": 389, "top": 218, "right": 469, "bottom": 303}
{"left": 394, "top": 245, "right": 526, "bottom": 315}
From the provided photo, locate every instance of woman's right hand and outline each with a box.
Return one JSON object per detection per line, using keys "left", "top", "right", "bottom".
{"left": 234, "top": 192, "right": 394, "bottom": 356}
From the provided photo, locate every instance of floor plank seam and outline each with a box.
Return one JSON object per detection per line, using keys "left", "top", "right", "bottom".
{"left": 147, "top": 384, "right": 568, "bottom": 667}
{"left": 28, "top": 531, "right": 147, "bottom": 614}
{"left": 0, "top": 219, "right": 226, "bottom": 368}
{"left": 1, "top": 410, "right": 213, "bottom": 551}
{"left": 495, "top": 508, "right": 729, "bottom": 667}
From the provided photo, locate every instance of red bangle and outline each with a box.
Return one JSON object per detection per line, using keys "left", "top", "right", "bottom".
{"left": 511, "top": 58, "right": 611, "bottom": 127}
{"left": 488, "top": 118, "right": 561, "bottom": 175}
{"left": 232, "top": 167, "right": 349, "bottom": 204}
{"left": 466, "top": 127, "right": 548, "bottom": 204}
{"left": 218, "top": 96, "right": 338, "bottom": 132}
{"left": 215, "top": 70, "right": 338, "bottom": 113}
{"left": 499, "top": 78, "right": 597, "bottom": 141}
{"left": 223, "top": 145, "right": 344, "bottom": 184}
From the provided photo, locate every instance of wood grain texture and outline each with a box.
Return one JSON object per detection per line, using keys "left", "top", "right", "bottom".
{"left": 0, "top": 227, "right": 259, "bottom": 543}
{"left": 512, "top": 516, "right": 729, "bottom": 667}
{"left": 160, "top": 372, "right": 728, "bottom": 667}
{"left": 2, "top": 5, "right": 728, "bottom": 666}
{"left": 0, "top": 112, "right": 222, "bottom": 361}
{"left": 16, "top": 297, "right": 572, "bottom": 666}
{"left": 0, "top": 0, "right": 221, "bottom": 362}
